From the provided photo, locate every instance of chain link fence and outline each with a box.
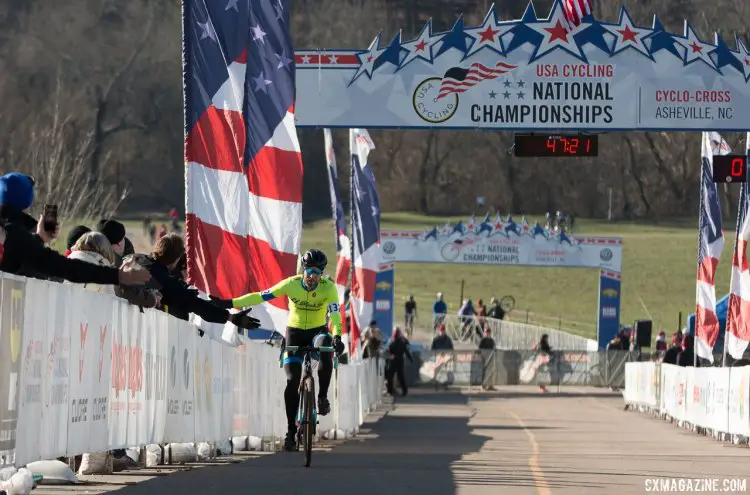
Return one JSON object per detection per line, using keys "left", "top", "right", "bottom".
{"left": 433, "top": 314, "right": 597, "bottom": 351}
{"left": 404, "top": 349, "right": 642, "bottom": 389}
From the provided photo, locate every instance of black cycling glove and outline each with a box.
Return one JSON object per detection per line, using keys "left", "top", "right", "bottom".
{"left": 333, "top": 335, "right": 345, "bottom": 355}
{"left": 228, "top": 308, "right": 261, "bottom": 330}
{"left": 210, "top": 295, "right": 234, "bottom": 309}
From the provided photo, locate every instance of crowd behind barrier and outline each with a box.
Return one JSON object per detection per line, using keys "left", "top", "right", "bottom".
{"left": 0, "top": 272, "right": 382, "bottom": 468}
{"left": 405, "top": 349, "right": 636, "bottom": 389}
{"left": 432, "top": 314, "right": 598, "bottom": 351}
{"left": 623, "top": 362, "right": 750, "bottom": 442}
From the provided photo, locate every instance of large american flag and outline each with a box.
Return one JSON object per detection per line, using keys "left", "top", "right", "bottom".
{"left": 183, "top": 0, "right": 302, "bottom": 332}
{"left": 725, "top": 133, "right": 750, "bottom": 362}
{"left": 563, "top": 0, "right": 592, "bottom": 29}
{"left": 695, "top": 132, "right": 730, "bottom": 363}
{"left": 349, "top": 129, "right": 380, "bottom": 357}
{"left": 323, "top": 129, "right": 351, "bottom": 345}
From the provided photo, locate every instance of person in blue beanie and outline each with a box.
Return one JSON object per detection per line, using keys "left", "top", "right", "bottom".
{"left": 0, "top": 172, "right": 150, "bottom": 286}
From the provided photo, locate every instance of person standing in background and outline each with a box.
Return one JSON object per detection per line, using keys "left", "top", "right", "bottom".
{"left": 385, "top": 327, "right": 413, "bottom": 397}
{"left": 404, "top": 295, "right": 417, "bottom": 336}
{"left": 432, "top": 292, "right": 447, "bottom": 331}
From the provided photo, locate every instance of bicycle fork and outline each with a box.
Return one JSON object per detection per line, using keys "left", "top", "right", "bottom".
{"left": 296, "top": 373, "right": 318, "bottom": 435}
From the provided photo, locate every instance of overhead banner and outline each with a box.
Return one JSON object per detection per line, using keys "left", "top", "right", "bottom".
{"left": 380, "top": 214, "right": 623, "bottom": 272}
{"left": 294, "top": 0, "right": 750, "bottom": 131}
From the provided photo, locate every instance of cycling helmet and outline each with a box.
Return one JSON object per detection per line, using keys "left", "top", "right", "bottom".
{"left": 301, "top": 248, "right": 328, "bottom": 271}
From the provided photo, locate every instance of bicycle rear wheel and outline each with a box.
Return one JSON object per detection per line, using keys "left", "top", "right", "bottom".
{"left": 303, "top": 376, "right": 315, "bottom": 467}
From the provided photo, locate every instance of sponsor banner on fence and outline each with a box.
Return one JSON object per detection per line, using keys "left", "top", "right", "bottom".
{"left": 380, "top": 227, "right": 622, "bottom": 271}
{"left": 2, "top": 272, "right": 381, "bottom": 467}
{"left": 628, "top": 362, "right": 750, "bottom": 437}
{"left": 0, "top": 276, "right": 24, "bottom": 465}
{"left": 294, "top": 2, "right": 750, "bottom": 131}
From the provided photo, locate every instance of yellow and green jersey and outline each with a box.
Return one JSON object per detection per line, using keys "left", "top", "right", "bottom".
{"left": 231, "top": 275, "right": 343, "bottom": 336}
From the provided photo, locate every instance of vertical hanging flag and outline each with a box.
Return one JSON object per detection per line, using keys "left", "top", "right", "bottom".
{"left": 349, "top": 128, "right": 381, "bottom": 357}
{"left": 563, "top": 0, "right": 592, "bottom": 29}
{"left": 323, "top": 129, "right": 351, "bottom": 305}
{"left": 726, "top": 133, "right": 750, "bottom": 362}
{"left": 324, "top": 129, "right": 351, "bottom": 350}
{"left": 695, "top": 132, "right": 730, "bottom": 363}
{"left": 183, "top": 0, "right": 303, "bottom": 332}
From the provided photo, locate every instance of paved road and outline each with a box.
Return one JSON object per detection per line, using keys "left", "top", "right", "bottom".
{"left": 35, "top": 386, "right": 750, "bottom": 495}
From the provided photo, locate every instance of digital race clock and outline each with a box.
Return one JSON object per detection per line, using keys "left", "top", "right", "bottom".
{"left": 712, "top": 154, "right": 748, "bottom": 183}
{"left": 514, "top": 134, "right": 599, "bottom": 157}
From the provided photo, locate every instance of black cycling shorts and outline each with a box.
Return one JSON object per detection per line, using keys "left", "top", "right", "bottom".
{"left": 282, "top": 326, "right": 331, "bottom": 366}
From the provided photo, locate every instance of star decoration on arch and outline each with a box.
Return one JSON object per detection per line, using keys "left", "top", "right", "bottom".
{"left": 502, "top": 2, "right": 543, "bottom": 55}
{"left": 463, "top": 6, "right": 506, "bottom": 59}
{"left": 674, "top": 23, "right": 719, "bottom": 72}
{"left": 645, "top": 16, "right": 682, "bottom": 60}
{"left": 348, "top": 34, "right": 387, "bottom": 85}
{"left": 573, "top": 16, "right": 613, "bottom": 55}
{"left": 527, "top": 1, "right": 587, "bottom": 63}
{"left": 397, "top": 19, "right": 436, "bottom": 72}
{"left": 434, "top": 17, "right": 473, "bottom": 58}
{"left": 711, "top": 34, "right": 745, "bottom": 76}
{"left": 734, "top": 36, "right": 750, "bottom": 82}
{"left": 606, "top": 7, "right": 654, "bottom": 60}
{"left": 373, "top": 31, "right": 408, "bottom": 72}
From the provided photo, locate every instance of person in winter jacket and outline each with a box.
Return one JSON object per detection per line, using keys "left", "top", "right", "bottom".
{"left": 67, "top": 232, "right": 118, "bottom": 296}
{"left": 0, "top": 172, "right": 149, "bottom": 287}
{"left": 117, "top": 233, "right": 260, "bottom": 332}
{"left": 385, "top": 327, "right": 413, "bottom": 397}
{"left": 431, "top": 324, "right": 454, "bottom": 351}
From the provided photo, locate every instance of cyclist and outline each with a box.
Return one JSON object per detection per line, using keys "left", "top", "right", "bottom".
{"left": 404, "top": 295, "right": 417, "bottom": 336}
{"left": 211, "top": 249, "right": 345, "bottom": 451}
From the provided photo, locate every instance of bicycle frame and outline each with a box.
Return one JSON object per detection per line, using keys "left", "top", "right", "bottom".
{"left": 283, "top": 345, "right": 338, "bottom": 435}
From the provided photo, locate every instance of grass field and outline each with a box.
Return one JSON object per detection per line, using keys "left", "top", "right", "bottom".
{"left": 300, "top": 213, "right": 731, "bottom": 341}
{"left": 57, "top": 213, "right": 724, "bottom": 342}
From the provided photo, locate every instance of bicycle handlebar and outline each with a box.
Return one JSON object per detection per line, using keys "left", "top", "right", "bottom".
{"left": 285, "top": 345, "right": 336, "bottom": 353}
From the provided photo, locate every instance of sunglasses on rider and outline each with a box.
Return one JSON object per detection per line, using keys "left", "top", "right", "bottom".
{"left": 305, "top": 267, "right": 323, "bottom": 276}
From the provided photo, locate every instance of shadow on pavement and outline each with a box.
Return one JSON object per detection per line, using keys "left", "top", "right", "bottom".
{"left": 115, "top": 391, "right": 493, "bottom": 495}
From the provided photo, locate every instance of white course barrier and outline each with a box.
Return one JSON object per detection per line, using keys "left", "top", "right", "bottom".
{"left": 0, "top": 273, "right": 382, "bottom": 467}
{"left": 624, "top": 362, "right": 750, "bottom": 439}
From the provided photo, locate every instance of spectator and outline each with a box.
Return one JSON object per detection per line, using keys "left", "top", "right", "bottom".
{"left": 0, "top": 172, "right": 150, "bottom": 287}
{"left": 385, "top": 327, "right": 413, "bottom": 397}
{"left": 97, "top": 219, "right": 128, "bottom": 267}
{"left": 404, "top": 295, "right": 417, "bottom": 336}
{"left": 478, "top": 326, "right": 495, "bottom": 350}
{"left": 361, "top": 320, "right": 383, "bottom": 361}
{"left": 487, "top": 297, "right": 505, "bottom": 320}
{"left": 156, "top": 223, "right": 168, "bottom": 240}
{"left": 661, "top": 333, "right": 682, "bottom": 365}
{"left": 432, "top": 292, "right": 447, "bottom": 330}
{"left": 67, "top": 232, "right": 117, "bottom": 295}
{"left": 64, "top": 225, "right": 91, "bottom": 257}
{"left": 655, "top": 331, "right": 667, "bottom": 352}
{"left": 533, "top": 334, "right": 553, "bottom": 393}
{"left": 458, "top": 298, "right": 476, "bottom": 338}
{"left": 677, "top": 334, "right": 698, "bottom": 367}
{"left": 478, "top": 327, "right": 496, "bottom": 391}
{"left": 431, "top": 324, "right": 454, "bottom": 351}
{"left": 118, "top": 233, "right": 260, "bottom": 331}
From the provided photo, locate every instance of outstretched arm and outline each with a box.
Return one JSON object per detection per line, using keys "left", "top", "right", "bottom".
{"left": 231, "top": 277, "right": 291, "bottom": 308}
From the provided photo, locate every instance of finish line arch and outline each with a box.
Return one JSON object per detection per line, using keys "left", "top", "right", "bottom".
{"left": 289, "top": 0, "right": 750, "bottom": 347}
{"left": 293, "top": 0, "right": 750, "bottom": 131}
{"left": 370, "top": 215, "right": 622, "bottom": 350}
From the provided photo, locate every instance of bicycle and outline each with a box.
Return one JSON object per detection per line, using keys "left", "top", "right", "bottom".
{"left": 283, "top": 343, "right": 338, "bottom": 467}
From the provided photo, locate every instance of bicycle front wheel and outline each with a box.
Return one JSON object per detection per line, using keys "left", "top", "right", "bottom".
{"left": 303, "top": 376, "right": 315, "bottom": 467}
